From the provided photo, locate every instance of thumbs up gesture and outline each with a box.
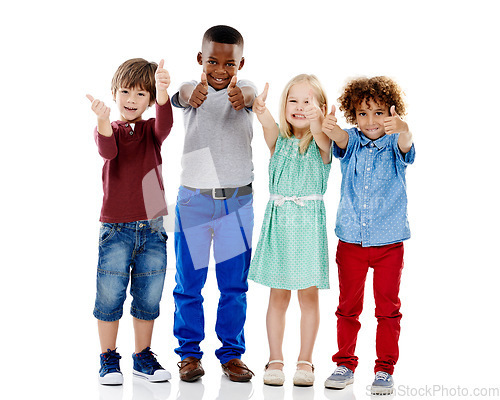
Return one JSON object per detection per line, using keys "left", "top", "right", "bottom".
{"left": 155, "top": 59, "right": 170, "bottom": 106}
{"left": 86, "top": 94, "right": 111, "bottom": 121}
{"left": 155, "top": 59, "right": 170, "bottom": 92}
{"left": 188, "top": 72, "right": 209, "bottom": 108}
{"left": 253, "top": 83, "right": 269, "bottom": 115}
{"left": 304, "top": 89, "right": 323, "bottom": 121}
{"left": 322, "top": 105, "right": 338, "bottom": 135}
{"left": 384, "top": 105, "right": 408, "bottom": 135}
{"left": 227, "top": 75, "right": 245, "bottom": 111}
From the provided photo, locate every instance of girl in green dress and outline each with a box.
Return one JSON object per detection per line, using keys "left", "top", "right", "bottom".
{"left": 249, "top": 75, "right": 331, "bottom": 386}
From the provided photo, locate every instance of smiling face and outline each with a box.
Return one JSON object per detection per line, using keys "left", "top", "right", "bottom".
{"left": 355, "top": 98, "right": 390, "bottom": 140}
{"left": 114, "top": 86, "right": 151, "bottom": 123}
{"left": 197, "top": 41, "right": 244, "bottom": 90}
{"left": 285, "top": 81, "right": 315, "bottom": 137}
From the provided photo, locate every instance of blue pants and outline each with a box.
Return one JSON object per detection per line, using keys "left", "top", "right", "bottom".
{"left": 173, "top": 186, "right": 253, "bottom": 364}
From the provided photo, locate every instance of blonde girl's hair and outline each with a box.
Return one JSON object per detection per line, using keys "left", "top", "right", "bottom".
{"left": 278, "top": 74, "right": 328, "bottom": 154}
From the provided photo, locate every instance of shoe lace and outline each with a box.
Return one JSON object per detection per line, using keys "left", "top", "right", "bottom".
{"left": 334, "top": 366, "right": 349, "bottom": 375}
{"left": 102, "top": 349, "right": 121, "bottom": 373}
{"left": 375, "top": 371, "right": 390, "bottom": 381}
{"left": 136, "top": 347, "right": 162, "bottom": 370}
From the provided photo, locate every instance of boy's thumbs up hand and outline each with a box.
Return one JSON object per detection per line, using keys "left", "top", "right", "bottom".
{"left": 227, "top": 75, "right": 245, "bottom": 111}
{"left": 253, "top": 83, "right": 269, "bottom": 115}
{"left": 384, "top": 105, "right": 408, "bottom": 135}
{"left": 86, "top": 94, "right": 110, "bottom": 120}
{"left": 188, "top": 72, "right": 209, "bottom": 108}
{"left": 155, "top": 59, "right": 170, "bottom": 92}
{"left": 322, "top": 105, "right": 338, "bottom": 135}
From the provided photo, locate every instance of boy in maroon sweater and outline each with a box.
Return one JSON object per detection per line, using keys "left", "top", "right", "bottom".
{"left": 87, "top": 58, "right": 173, "bottom": 385}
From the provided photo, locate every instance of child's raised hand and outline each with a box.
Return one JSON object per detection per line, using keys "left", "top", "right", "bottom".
{"left": 189, "top": 73, "right": 209, "bottom": 108}
{"left": 253, "top": 83, "right": 269, "bottom": 115}
{"left": 322, "top": 105, "right": 338, "bottom": 135}
{"left": 86, "top": 94, "right": 110, "bottom": 121}
{"left": 304, "top": 90, "right": 322, "bottom": 121}
{"left": 155, "top": 59, "right": 170, "bottom": 92}
{"left": 227, "top": 76, "right": 245, "bottom": 111}
{"left": 384, "top": 105, "right": 408, "bottom": 135}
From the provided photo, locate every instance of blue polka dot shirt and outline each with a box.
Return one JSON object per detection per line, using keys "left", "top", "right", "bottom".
{"left": 333, "top": 127, "right": 415, "bottom": 247}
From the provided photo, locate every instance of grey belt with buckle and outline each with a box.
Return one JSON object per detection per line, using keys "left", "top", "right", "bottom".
{"left": 183, "top": 184, "right": 253, "bottom": 200}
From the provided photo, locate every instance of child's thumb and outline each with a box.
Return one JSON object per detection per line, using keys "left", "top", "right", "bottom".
{"left": 86, "top": 94, "right": 95, "bottom": 103}
{"left": 390, "top": 105, "right": 398, "bottom": 117}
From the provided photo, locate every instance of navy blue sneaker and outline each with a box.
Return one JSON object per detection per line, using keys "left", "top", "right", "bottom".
{"left": 99, "top": 348, "right": 123, "bottom": 385}
{"left": 132, "top": 347, "right": 171, "bottom": 382}
{"left": 370, "top": 371, "right": 394, "bottom": 395}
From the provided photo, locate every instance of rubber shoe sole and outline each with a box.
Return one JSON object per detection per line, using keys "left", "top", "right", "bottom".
{"left": 371, "top": 384, "right": 394, "bottom": 395}
{"left": 133, "top": 369, "right": 171, "bottom": 382}
{"left": 99, "top": 372, "right": 123, "bottom": 386}
{"left": 324, "top": 376, "right": 354, "bottom": 389}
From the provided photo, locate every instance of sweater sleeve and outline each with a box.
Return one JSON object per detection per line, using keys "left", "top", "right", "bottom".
{"left": 154, "top": 98, "right": 173, "bottom": 144}
{"left": 94, "top": 126, "right": 118, "bottom": 160}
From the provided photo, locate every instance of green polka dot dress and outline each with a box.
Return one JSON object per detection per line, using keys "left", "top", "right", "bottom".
{"left": 249, "top": 134, "right": 331, "bottom": 290}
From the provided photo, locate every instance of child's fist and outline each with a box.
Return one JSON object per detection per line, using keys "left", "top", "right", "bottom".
{"left": 322, "top": 105, "right": 338, "bottom": 135}
{"left": 253, "top": 83, "right": 269, "bottom": 115}
{"left": 155, "top": 59, "right": 170, "bottom": 92}
{"left": 227, "top": 76, "right": 245, "bottom": 111}
{"left": 189, "top": 73, "right": 208, "bottom": 108}
{"left": 304, "top": 89, "right": 322, "bottom": 121}
{"left": 384, "top": 105, "right": 408, "bottom": 135}
{"left": 86, "top": 94, "right": 110, "bottom": 120}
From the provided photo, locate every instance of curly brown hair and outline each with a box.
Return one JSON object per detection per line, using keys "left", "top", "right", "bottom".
{"left": 338, "top": 76, "right": 406, "bottom": 125}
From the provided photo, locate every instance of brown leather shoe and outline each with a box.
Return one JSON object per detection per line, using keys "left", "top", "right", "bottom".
{"left": 221, "top": 358, "right": 254, "bottom": 382}
{"left": 177, "top": 356, "right": 204, "bottom": 382}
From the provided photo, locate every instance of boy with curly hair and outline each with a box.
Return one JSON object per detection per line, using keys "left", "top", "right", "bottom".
{"left": 321, "top": 76, "right": 414, "bottom": 395}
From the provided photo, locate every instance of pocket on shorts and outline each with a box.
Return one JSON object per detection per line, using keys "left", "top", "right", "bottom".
{"left": 99, "top": 223, "right": 117, "bottom": 245}
{"left": 156, "top": 228, "right": 168, "bottom": 243}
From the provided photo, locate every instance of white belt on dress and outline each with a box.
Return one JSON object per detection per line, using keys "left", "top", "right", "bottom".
{"left": 269, "top": 194, "right": 324, "bottom": 207}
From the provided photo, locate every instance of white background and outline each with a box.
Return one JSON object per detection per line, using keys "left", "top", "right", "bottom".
{"left": 2, "top": 1, "right": 499, "bottom": 399}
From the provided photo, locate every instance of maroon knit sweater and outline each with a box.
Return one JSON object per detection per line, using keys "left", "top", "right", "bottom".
{"left": 94, "top": 100, "right": 173, "bottom": 223}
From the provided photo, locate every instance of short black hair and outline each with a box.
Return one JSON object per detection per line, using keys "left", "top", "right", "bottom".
{"left": 203, "top": 25, "right": 244, "bottom": 47}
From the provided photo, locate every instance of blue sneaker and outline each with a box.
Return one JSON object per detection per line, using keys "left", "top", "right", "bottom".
{"left": 324, "top": 365, "right": 354, "bottom": 389}
{"left": 99, "top": 348, "right": 123, "bottom": 385}
{"left": 132, "top": 347, "right": 171, "bottom": 382}
{"left": 371, "top": 371, "right": 394, "bottom": 395}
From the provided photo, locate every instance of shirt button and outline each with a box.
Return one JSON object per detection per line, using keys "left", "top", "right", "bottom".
{"left": 139, "top": 223, "right": 144, "bottom": 228}
{"left": 129, "top": 131, "right": 134, "bottom": 136}
{"left": 364, "top": 204, "right": 367, "bottom": 208}
{"left": 365, "top": 186, "right": 368, "bottom": 189}
{"left": 369, "top": 149, "right": 373, "bottom": 153}
{"left": 362, "top": 223, "right": 366, "bottom": 226}
{"left": 367, "top": 167, "right": 371, "bottom": 171}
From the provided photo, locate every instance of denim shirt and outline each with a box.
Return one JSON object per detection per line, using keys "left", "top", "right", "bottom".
{"left": 333, "top": 127, "right": 415, "bottom": 247}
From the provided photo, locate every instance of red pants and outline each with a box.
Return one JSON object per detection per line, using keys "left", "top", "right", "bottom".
{"left": 333, "top": 240, "right": 404, "bottom": 374}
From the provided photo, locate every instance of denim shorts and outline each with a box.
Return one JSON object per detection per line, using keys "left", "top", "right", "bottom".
{"left": 93, "top": 217, "right": 167, "bottom": 322}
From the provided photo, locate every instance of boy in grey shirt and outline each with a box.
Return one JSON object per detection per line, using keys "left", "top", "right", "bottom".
{"left": 171, "top": 25, "right": 256, "bottom": 383}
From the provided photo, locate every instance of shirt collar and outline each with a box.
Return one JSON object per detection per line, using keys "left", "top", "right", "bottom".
{"left": 358, "top": 129, "right": 390, "bottom": 150}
